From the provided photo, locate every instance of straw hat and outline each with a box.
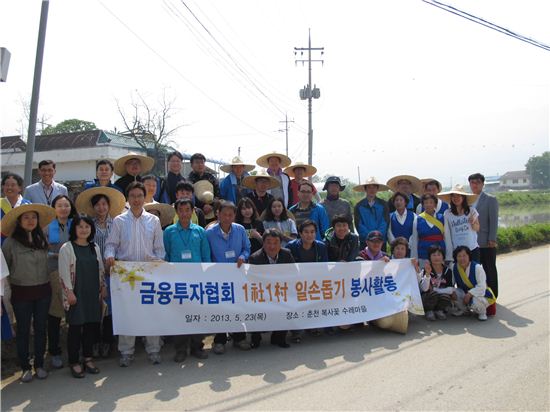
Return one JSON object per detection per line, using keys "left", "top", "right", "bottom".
{"left": 256, "top": 151, "right": 292, "bottom": 168}
{"left": 420, "top": 178, "right": 442, "bottom": 194}
{"left": 372, "top": 311, "right": 408, "bottom": 334}
{"left": 75, "top": 187, "right": 126, "bottom": 218}
{"left": 194, "top": 181, "right": 216, "bottom": 219}
{"left": 242, "top": 170, "right": 281, "bottom": 190}
{"left": 386, "top": 175, "right": 423, "bottom": 194}
{"left": 114, "top": 152, "right": 155, "bottom": 177}
{"left": 437, "top": 184, "right": 478, "bottom": 206}
{"left": 220, "top": 156, "right": 255, "bottom": 173}
{"left": 284, "top": 162, "right": 317, "bottom": 178}
{"left": 144, "top": 203, "right": 176, "bottom": 227}
{"left": 1, "top": 204, "right": 56, "bottom": 237}
{"left": 352, "top": 177, "right": 390, "bottom": 192}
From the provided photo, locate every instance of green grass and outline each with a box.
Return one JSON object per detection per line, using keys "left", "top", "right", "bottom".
{"left": 497, "top": 223, "right": 550, "bottom": 253}
{"left": 495, "top": 191, "right": 550, "bottom": 206}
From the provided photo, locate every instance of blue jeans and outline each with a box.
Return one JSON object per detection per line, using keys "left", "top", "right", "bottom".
{"left": 12, "top": 295, "right": 51, "bottom": 371}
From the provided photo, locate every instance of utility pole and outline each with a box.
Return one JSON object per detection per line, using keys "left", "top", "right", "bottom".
{"left": 278, "top": 114, "right": 294, "bottom": 156}
{"left": 24, "top": 0, "right": 50, "bottom": 187}
{"left": 295, "top": 29, "right": 323, "bottom": 166}
{"left": 357, "top": 166, "right": 361, "bottom": 185}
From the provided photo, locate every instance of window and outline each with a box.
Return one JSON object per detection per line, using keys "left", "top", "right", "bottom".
{"left": 512, "top": 179, "right": 518, "bottom": 184}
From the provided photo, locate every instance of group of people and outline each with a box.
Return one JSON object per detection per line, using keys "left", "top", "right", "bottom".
{"left": 0, "top": 149, "right": 499, "bottom": 382}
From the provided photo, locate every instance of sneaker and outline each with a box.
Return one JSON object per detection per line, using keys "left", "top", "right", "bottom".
{"left": 212, "top": 343, "right": 225, "bottom": 355}
{"left": 451, "top": 307, "right": 464, "bottom": 317}
{"left": 92, "top": 343, "right": 101, "bottom": 358}
{"left": 425, "top": 311, "right": 436, "bottom": 321}
{"left": 233, "top": 340, "right": 251, "bottom": 350}
{"left": 148, "top": 352, "right": 162, "bottom": 365}
{"left": 190, "top": 349, "right": 208, "bottom": 360}
{"left": 35, "top": 367, "right": 48, "bottom": 379}
{"left": 119, "top": 354, "right": 134, "bottom": 367}
{"left": 100, "top": 343, "right": 111, "bottom": 358}
{"left": 20, "top": 369, "right": 33, "bottom": 383}
{"left": 478, "top": 313, "right": 488, "bottom": 321}
{"left": 51, "top": 355, "right": 63, "bottom": 369}
{"left": 174, "top": 351, "right": 187, "bottom": 363}
{"left": 435, "top": 310, "right": 447, "bottom": 320}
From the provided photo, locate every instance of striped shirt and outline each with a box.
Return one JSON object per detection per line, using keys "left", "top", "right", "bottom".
{"left": 93, "top": 216, "right": 113, "bottom": 262}
{"left": 104, "top": 209, "right": 165, "bottom": 262}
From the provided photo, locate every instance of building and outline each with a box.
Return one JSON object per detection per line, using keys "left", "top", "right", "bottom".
{"left": 1, "top": 130, "right": 223, "bottom": 196}
{"left": 499, "top": 170, "right": 531, "bottom": 190}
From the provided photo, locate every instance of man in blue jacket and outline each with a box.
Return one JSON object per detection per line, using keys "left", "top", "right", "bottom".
{"left": 289, "top": 181, "right": 329, "bottom": 241}
{"left": 353, "top": 177, "right": 390, "bottom": 247}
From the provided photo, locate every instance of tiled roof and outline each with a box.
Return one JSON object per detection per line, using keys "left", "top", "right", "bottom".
{"left": 500, "top": 170, "right": 529, "bottom": 180}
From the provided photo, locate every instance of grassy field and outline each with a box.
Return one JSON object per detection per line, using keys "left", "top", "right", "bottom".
{"left": 496, "top": 222, "right": 550, "bottom": 253}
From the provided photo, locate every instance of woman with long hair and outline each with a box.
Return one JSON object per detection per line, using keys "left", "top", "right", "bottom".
{"left": 1, "top": 204, "right": 55, "bottom": 382}
{"left": 235, "top": 197, "right": 264, "bottom": 255}
{"left": 261, "top": 198, "right": 297, "bottom": 247}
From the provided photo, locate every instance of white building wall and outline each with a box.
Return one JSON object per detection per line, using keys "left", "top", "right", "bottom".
{"left": 1, "top": 145, "right": 148, "bottom": 181}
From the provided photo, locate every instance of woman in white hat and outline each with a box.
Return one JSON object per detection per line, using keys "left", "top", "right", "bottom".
{"left": 219, "top": 156, "right": 255, "bottom": 204}
{"left": 438, "top": 185, "right": 480, "bottom": 263}
{"left": 1, "top": 204, "right": 56, "bottom": 382}
{"left": 113, "top": 152, "right": 155, "bottom": 196}
{"left": 75, "top": 186, "right": 126, "bottom": 358}
{"left": 256, "top": 152, "right": 293, "bottom": 208}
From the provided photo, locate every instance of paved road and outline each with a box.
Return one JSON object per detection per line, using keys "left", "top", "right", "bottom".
{"left": 2, "top": 246, "right": 549, "bottom": 411}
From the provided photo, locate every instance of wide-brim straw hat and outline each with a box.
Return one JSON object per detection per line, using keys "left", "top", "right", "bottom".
{"left": 75, "top": 187, "right": 126, "bottom": 218}
{"left": 242, "top": 170, "right": 281, "bottom": 190}
{"left": 386, "top": 175, "right": 423, "bottom": 194}
{"left": 352, "top": 177, "right": 390, "bottom": 192}
{"left": 256, "top": 152, "right": 292, "bottom": 168}
{"left": 437, "top": 184, "right": 478, "bottom": 206}
{"left": 194, "top": 181, "right": 215, "bottom": 203}
{"left": 114, "top": 152, "right": 155, "bottom": 176}
{"left": 144, "top": 203, "right": 176, "bottom": 227}
{"left": 1, "top": 204, "right": 56, "bottom": 237}
{"left": 372, "top": 311, "right": 408, "bottom": 334}
{"left": 420, "top": 178, "right": 442, "bottom": 194}
{"left": 220, "top": 156, "right": 255, "bottom": 173}
{"left": 284, "top": 162, "right": 317, "bottom": 178}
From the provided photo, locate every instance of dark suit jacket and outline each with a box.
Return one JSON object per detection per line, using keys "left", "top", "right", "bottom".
{"left": 248, "top": 248, "right": 295, "bottom": 265}
{"left": 475, "top": 191, "right": 499, "bottom": 247}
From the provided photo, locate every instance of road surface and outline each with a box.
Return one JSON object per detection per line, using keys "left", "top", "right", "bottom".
{"left": 2, "top": 246, "right": 549, "bottom": 411}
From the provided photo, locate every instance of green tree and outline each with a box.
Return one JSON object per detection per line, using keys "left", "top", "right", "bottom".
{"left": 526, "top": 151, "right": 550, "bottom": 189}
{"left": 42, "top": 118, "right": 97, "bottom": 135}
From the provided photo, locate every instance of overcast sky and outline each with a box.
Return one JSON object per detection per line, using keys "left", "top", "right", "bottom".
{"left": 1, "top": 0, "right": 549, "bottom": 186}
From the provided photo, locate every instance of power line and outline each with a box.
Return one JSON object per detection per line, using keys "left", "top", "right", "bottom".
{"left": 422, "top": 0, "right": 550, "bottom": 52}
{"left": 97, "top": 1, "right": 277, "bottom": 140}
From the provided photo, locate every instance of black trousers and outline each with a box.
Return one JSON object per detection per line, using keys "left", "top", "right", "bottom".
{"left": 480, "top": 247, "right": 498, "bottom": 298}
{"left": 101, "top": 315, "right": 114, "bottom": 344}
{"left": 47, "top": 315, "right": 62, "bottom": 356}
{"left": 174, "top": 334, "right": 204, "bottom": 352}
{"left": 67, "top": 323, "right": 99, "bottom": 365}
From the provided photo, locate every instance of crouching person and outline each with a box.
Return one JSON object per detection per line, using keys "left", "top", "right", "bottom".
{"left": 164, "top": 199, "right": 210, "bottom": 362}
{"left": 418, "top": 245, "right": 454, "bottom": 321}
{"left": 452, "top": 246, "right": 495, "bottom": 321}
{"left": 248, "top": 229, "right": 295, "bottom": 348}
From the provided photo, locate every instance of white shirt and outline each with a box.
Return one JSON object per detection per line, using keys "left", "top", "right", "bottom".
{"left": 104, "top": 209, "right": 165, "bottom": 262}
{"left": 443, "top": 208, "right": 479, "bottom": 261}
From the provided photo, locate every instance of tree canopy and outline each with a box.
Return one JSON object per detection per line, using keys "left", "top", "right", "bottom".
{"left": 525, "top": 151, "right": 550, "bottom": 188}
{"left": 42, "top": 118, "right": 97, "bottom": 135}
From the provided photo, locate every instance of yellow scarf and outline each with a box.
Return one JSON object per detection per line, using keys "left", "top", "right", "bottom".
{"left": 420, "top": 211, "right": 444, "bottom": 234}
{"left": 457, "top": 264, "right": 496, "bottom": 304}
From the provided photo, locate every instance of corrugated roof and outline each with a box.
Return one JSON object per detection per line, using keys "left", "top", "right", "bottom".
{"left": 0, "top": 135, "right": 26, "bottom": 151}
{"left": 34, "top": 130, "right": 102, "bottom": 150}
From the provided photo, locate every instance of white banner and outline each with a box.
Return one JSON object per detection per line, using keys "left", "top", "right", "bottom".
{"left": 110, "top": 260, "right": 424, "bottom": 336}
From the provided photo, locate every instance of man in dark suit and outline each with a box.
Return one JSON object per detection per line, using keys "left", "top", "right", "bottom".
{"left": 248, "top": 228, "right": 295, "bottom": 348}
{"left": 469, "top": 173, "right": 499, "bottom": 312}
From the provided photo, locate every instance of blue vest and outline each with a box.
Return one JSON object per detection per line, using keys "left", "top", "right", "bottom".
{"left": 390, "top": 211, "right": 414, "bottom": 239}
{"left": 416, "top": 213, "right": 445, "bottom": 259}
{"left": 453, "top": 262, "right": 496, "bottom": 302}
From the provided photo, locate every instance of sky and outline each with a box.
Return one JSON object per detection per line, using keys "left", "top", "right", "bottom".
{"left": 1, "top": 0, "right": 549, "bottom": 187}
